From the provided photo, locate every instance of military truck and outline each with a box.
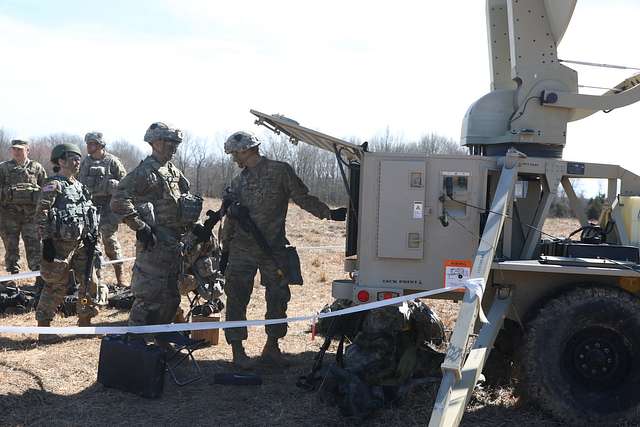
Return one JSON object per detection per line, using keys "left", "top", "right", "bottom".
{"left": 251, "top": 0, "right": 640, "bottom": 425}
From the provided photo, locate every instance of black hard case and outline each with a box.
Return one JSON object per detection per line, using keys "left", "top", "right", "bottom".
{"left": 97, "top": 335, "right": 165, "bottom": 398}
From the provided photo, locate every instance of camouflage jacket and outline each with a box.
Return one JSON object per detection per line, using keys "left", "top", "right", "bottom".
{"left": 78, "top": 152, "right": 126, "bottom": 205}
{"left": 111, "top": 155, "right": 195, "bottom": 235}
{"left": 35, "top": 176, "right": 98, "bottom": 241}
{"left": 0, "top": 159, "right": 47, "bottom": 210}
{"left": 222, "top": 156, "right": 331, "bottom": 250}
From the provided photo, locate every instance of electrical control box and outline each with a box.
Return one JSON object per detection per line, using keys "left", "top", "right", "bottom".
{"left": 357, "top": 153, "right": 496, "bottom": 291}
{"left": 377, "top": 160, "right": 426, "bottom": 259}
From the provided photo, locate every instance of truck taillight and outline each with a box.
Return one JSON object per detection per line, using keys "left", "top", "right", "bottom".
{"left": 378, "top": 291, "right": 399, "bottom": 300}
{"left": 357, "top": 290, "right": 370, "bottom": 302}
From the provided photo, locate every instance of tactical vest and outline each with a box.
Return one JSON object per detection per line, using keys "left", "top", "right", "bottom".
{"left": 151, "top": 162, "right": 202, "bottom": 229}
{"left": 46, "top": 177, "right": 99, "bottom": 241}
{"left": 78, "top": 155, "right": 118, "bottom": 200}
{"left": 0, "top": 160, "right": 41, "bottom": 206}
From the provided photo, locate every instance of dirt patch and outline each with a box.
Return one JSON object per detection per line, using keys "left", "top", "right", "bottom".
{"left": 0, "top": 202, "right": 577, "bottom": 426}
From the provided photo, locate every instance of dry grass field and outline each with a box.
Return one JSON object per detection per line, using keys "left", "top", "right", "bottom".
{"left": 0, "top": 199, "right": 580, "bottom": 426}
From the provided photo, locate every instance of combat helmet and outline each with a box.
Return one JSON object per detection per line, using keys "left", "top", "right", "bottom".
{"left": 84, "top": 131, "right": 105, "bottom": 147}
{"left": 224, "top": 131, "right": 261, "bottom": 154}
{"left": 51, "top": 143, "right": 82, "bottom": 163}
{"left": 144, "top": 122, "right": 183, "bottom": 144}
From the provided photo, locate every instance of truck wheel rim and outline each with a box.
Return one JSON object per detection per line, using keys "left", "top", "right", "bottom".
{"left": 563, "top": 326, "right": 631, "bottom": 389}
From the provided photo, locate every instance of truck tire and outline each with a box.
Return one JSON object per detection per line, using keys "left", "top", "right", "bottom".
{"left": 523, "top": 286, "right": 640, "bottom": 425}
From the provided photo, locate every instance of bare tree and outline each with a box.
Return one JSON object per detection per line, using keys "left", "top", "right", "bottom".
{"left": 109, "top": 139, "right": 146, "bottom": 172}
{"left": 30, "top": 133, "right": 84, "bottom": 174}
{"left": 174, "top": 131, "right": 193, "bottom": 174}
{"left": 416, "top": 133, "right": 468, "bottom": 155}
{"left": 0, "top": 128, "right": 12, "bottom": 161}
{"left": 0, "top": 126, "right": 465, "bottom": 204}
{"left": 191, "top": 137, "right": 209, "bottom": 195}
{"left": 368, "top": 129, "right": 466, "bottom": 155}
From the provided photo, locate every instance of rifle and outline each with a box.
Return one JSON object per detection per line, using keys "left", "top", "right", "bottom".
{"left": 79, "top": 207, "right": 101, "bottom": 315}
{"left": 192, "top": 209, "right": 222, "bottom": 245}
{"left": 191, "top": 194, "right": 233, "bottom": 245}
{"left": 226, "top": 201, "right": 289, "bottom": 281}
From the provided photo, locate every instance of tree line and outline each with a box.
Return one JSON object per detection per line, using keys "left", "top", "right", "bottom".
{"left": 0, "top": 126, "right": 606, "bottom": 217}
{"left": 0, "top": 127, "right": 466, "bottom": 205}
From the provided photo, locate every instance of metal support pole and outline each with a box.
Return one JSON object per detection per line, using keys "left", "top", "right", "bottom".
{"left": 429, "top": 150, "right": 521, "bottom": 427}
{"left": 521, "top": 164, "right": 562, "bottom": 258}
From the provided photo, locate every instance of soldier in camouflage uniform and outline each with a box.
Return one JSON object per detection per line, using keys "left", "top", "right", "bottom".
{"left": 111, "top": 122, "right": 202, "bottom": 327}
{"left": 0, "top": 139, "right": 47, "bottom": 275}
{"left": 35, "top": 143, "right": 107, "bottom": 333}
{"left": 221, "top": 131, "right": 347, "bottom": 368}
{"left": 78, "top": 132, "right": 127, "bottom": 286}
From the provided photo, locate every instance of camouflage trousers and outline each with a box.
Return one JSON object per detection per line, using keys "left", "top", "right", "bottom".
{"left": 128, "top": 236, "right": 182, "bottom": 326}
{"left": 0, "top": 207, "right": 41, "bottom": 273}
{"left": 224, "top": 244, "right": 291, "bottom": 343}
{"left": 97, "top": 203, "right": 123, "bottom": 261}
{"left": 35, "top": 239, "right": 108, "bottom": 323}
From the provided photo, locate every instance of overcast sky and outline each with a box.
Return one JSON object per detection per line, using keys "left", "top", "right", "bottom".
{"left": 0, "top": 0, "right": 638, "bottom": 182}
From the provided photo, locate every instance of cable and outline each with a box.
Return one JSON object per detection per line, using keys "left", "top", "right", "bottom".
{"left": 445, "top": 190, "right": 640, "bottom": 275}
{"left": 449, "top": 200, "right": 640, "bottom": 275}
{"left": 448, "top": 215, "right": 498, "bottom": 253}
{"left": 447, "top": 214, "right": 512, "bottom": 285}
{"left": 597, "top": 257, "right": 640, "bottom": 274}
{"left": 336, "top": 146, "right": 355, "bottom": 169}
{"left": 568, "top": 222, "right": 615, "bottom": 243}
{"left": 508, "top": 96, "right": 540, "bottom": 125}
{"left": 445, "top": 194, "right": 563, "bottom": 241}
{"left": 333, "top": 144, "right": 358, "bottom": 230}
{"left": 512, "top": 202, "right": 527, "bottom": 241}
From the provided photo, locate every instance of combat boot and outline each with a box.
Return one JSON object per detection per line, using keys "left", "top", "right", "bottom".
{"left": 37, "top": 320, "right": 59, "bottom": 344}
{"left": 77, "top": 316, "right": 92, "bottom": 327}
{"left": 260, "top": 337, "right": 290, "bottom": 367}
{"left": 231, "top": 341, "right": 253, "bottom": 369}
{"left": 113, "top": 264, "right": 126, "bottom": 287}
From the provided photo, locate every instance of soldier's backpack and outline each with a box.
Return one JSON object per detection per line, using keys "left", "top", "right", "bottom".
{"left": 301, "top": 301, "right": 446, "bottom": 418}
{"left": 0, "top": 286, "right": 38, "bottom": 314}
{"left": 59, "top": 295, "right": 78, "bottom": 317}
{"left": 107, "top": 285, "right": 135, "bottom": 310}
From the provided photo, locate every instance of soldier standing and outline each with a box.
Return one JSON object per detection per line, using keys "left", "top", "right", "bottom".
{"left": 0, "top": 139, "right": 47, "bottom": 277}
{"left": 35, "top": 143, "right": 107, "bottom": 332}
{"left": 111, "top": 122, "right": 202, "bottom": 326}
{"left": 78, "top": 132, "right": 127, "bottom": 286}
{"left": 221, "top": 131, "right": 347, "bottom": 368}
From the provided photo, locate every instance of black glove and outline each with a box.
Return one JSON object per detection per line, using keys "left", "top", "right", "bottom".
{"left": 330, "top": 207, "right": 348, "bottom": 221}
{"left": 136, "top": 223, "right": 157, "bottom": 250}
{"left": 42, "top": 238, "right": 56, "bottom": 262}
{"left": 219, "top": 251, "right": 229, "bottom": 275}
{"left": 192, "top": 223, "right": 210, "bottom": 243}
{"left": 221, "top": 197, "right": 233, "bottom": 215}
{"left": 228, "top": 203, "right": 249, "bottom": 221}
